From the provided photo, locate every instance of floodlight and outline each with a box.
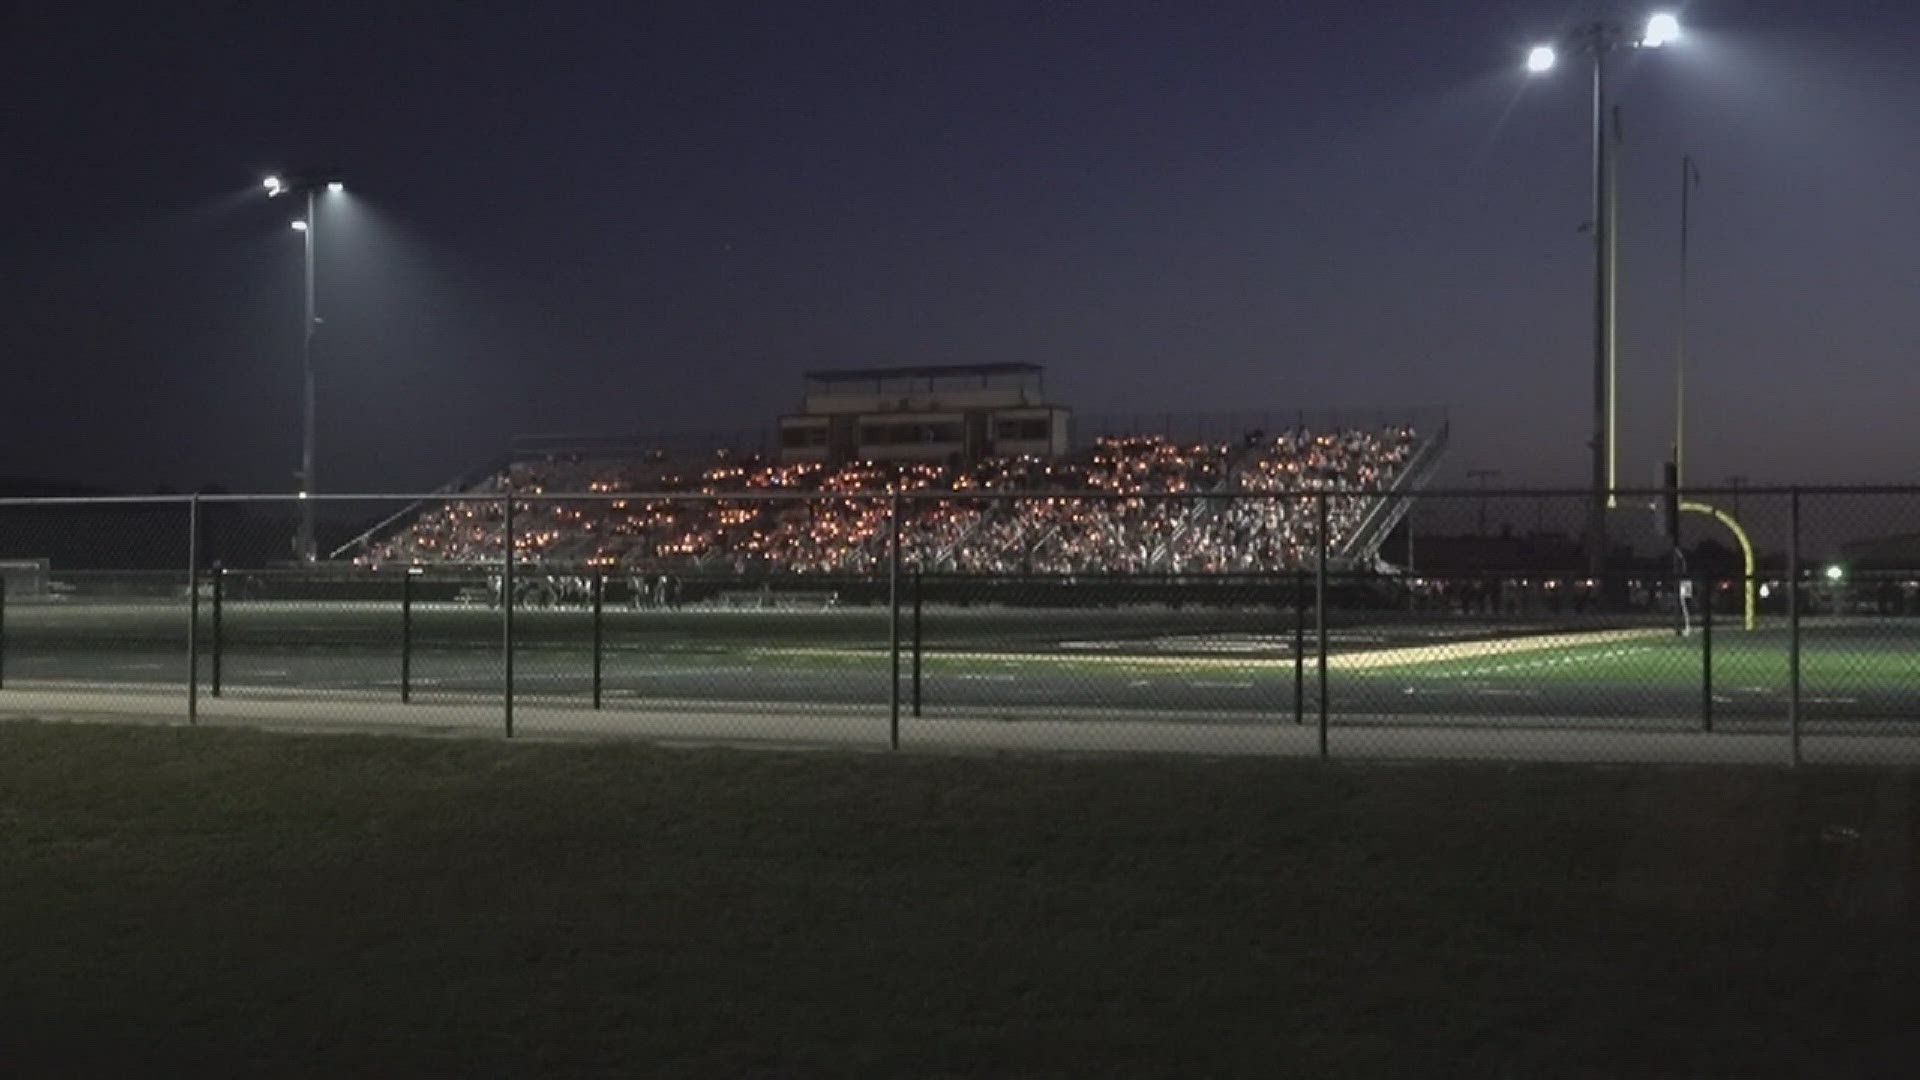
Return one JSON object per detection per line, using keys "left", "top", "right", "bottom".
{"left": 1644, "top": 13, "right": 1681, "bottom": 47}
{"left": 1526, "top": 45, "right": 1557, "bottom": 73}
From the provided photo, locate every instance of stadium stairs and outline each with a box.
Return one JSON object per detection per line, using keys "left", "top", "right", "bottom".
{"left": 328, "top": 453, "right": 513, "bottom": 562}
{"left": 1336, "top": 421, "right": 1450, "bottom": 568}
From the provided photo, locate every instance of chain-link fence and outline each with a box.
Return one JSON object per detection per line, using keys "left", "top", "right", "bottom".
{"left": 2, "top": 488, "right": 1916, "bottom": 764}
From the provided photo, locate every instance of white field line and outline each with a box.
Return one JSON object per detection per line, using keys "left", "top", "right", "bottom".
{"left": 1330, "top": 628, "right": 1669, "bottom": 671}
{"left": 748, "top": 627, "right": 1672, "bottom": 674}
{"left": 740, "top": 646, "right": 1271, "bottom": 670}
{"left": 1421, "top": 645, "right": 1658, "bottom": 680}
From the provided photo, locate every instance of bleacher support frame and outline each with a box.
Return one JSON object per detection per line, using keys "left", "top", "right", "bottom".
{"left": 1333, "top": 420, "right": 1451, "bottom": 567}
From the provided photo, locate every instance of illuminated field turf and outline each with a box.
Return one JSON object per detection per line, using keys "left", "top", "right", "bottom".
{"left": 3, "top": 600, "right": 1914, "bottom": 722}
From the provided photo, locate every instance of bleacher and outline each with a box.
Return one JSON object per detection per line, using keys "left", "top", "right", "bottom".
{"left": 355, "top": 419, "right": 1445, "bottom": 575}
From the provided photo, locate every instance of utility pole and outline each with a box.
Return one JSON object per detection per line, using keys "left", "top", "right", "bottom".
{"left": 261, "top": 172, "right": 344, "bottom": 562}
{"left": 1526, "top": 14, "right": 1683, "bottom": 580}
{"left": 1467, "top": 469, "right": 1503, "bottom": 536}
{"left": 1675, "top": 155, "right": 1701, "bottom": 486}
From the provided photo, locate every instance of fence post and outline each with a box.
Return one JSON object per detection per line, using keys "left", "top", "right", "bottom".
{"left": 187, "top": 495, "right": 200, "bottom": 725}
{"left": 210, "top": 565, "right": 224, "bottom": 698}
{"left": 591, "top": 571, "right": 604, "bottom": 710}
{"left": 911, "top": 569, "right": 923, "bottom": 718}
{"left": 400, "top": 568, "right": 414, "bottom": 703}
{"left": 1700, "top": 573, "right": 1713, "bottom": 732}
{"left": 1316, "top": 492, "right": 1329, "bottom": 758}
{"left": 888, "top": 492, "right": 902, "bottom": 750}
{"left": 1293, "top": 569, "right": 1305, "bottom": 725}
{"left": 1404, "top": 498, "right": 1416, "bottom": 613}
{"left": 1787, "top": 489, "right": 1801, "bottom": 766}
{"left": 503, "top": 494, "right": 515, "bottom": 739}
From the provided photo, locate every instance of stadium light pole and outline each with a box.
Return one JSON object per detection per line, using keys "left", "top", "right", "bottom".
{"left": 1467, "top": 468, "right": 1503, "bottom": 536}
{"left": 1675, "top": 155, "right": 1701, "bottom": 488}
{"left": 263, "top": 172, "right": 344, "bottom": 562}
{"left": 1527, "top": 12, "right": 1682, "bottom": 579}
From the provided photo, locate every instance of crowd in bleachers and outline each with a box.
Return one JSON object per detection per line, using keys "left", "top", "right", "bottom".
{"left": 362, "top": 426, "right": 1420, "bottom": 575}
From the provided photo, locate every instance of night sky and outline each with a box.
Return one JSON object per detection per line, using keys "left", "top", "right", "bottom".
{"left": 3, "top": 1, "right": 1916, "bottom": 495}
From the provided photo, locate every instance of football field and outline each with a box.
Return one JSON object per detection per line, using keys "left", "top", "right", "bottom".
{"left": 2, "top": 598, "right": 1915, "bottom": 731}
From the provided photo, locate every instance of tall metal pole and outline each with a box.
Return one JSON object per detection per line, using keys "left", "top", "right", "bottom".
{"left": 1467, "top": 468, "right": 1500, "bottom": 535}
{"left": 401, "top": 569, "right": 414, "bottom": 703}
{"left": 1315, "top": 493, "right": 1329, "bottom": 758}
{"left": 1588, "top": 48, "right": 1613, "bottom": 578}
{"left": 911, "top": 570, "right": 923, "bottom": 718}
{"left": 1607, "top": 104, "right": 1622, "bottom": 507}
{"left": 1405, "top": 500, "right": 1415, "bottom": 573}
{"left": 1699, "top": 572, "right": 1714, "bottom": 731}
{"left": 502, "top": 494, "right": 515, "bottom": 738}
{"left": 299, "top": 187, "right": 318, "bottom": 563}
{"left": 1787, "top": 489, "right": 1801, "bottom": 766}
{"left": 187, "top": 495, "right": 200, "bottom": 724}
{"left": 591, "top": 571, "right": 604, "bottom": 710}
{"left": 210, "top": 566, "right": 224, "bottom": 698}
{"left": 1675, "top": 156, "right": 1698, "bottom": 486}
{"left": 888, "top": 493, "right": 902, "bottom": 750}
{"left": 1293, "top": 568, "right": 1305, "bottom": 725}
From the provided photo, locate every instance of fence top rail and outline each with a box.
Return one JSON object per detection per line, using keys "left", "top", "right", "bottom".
{"left": 0, "top": 484, "right": 1913, "bottom": 509}
{"left": 0, "top": 494, "right": 211, "bottom": 507}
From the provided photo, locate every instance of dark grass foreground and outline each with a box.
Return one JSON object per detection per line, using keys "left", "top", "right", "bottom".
{"left": 0, "top": 722, "right": 1916, "bottom": 1076}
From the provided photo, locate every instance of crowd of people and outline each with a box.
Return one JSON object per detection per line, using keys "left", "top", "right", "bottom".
{"left": 362, "top": 426, "right": 1421, "bottom": 575}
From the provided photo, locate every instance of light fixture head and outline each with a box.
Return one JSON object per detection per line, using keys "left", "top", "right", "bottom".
{"left": 1526, "top": 45, "right": 1557, "bottom": 73}
{"left": 1644, "top": 13, "right": 1681, "bottom": 47}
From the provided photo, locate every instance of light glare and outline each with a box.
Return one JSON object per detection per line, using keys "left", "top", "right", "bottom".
{"left": 326, "top": 181, "right": 344, "bottom": 193}
{"left": 1644, "top": 13, "right": 1680, "bottom": 47}
{"left": 1526, "top": 45, "right": 1556, "bottom": 73}
{"left": 1825, "top": 565, "right": 1845, "bottom": 582}
{"left": 290, "top": 220, "right": 309, "bottom": 232}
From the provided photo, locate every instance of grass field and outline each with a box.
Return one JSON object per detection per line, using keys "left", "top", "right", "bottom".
{"left": 0, "top": 720, "right": 1916, "bottom": 1075}
{"left": 5, "top": 599, "right": 1917, "bottom": 724}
